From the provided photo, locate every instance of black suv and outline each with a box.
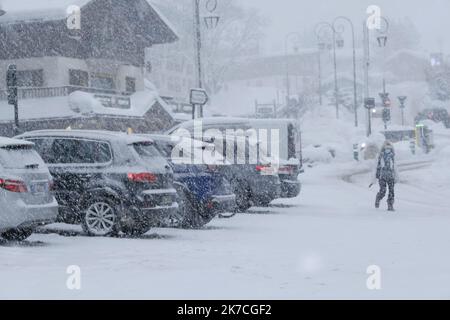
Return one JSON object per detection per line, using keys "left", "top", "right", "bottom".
{"left": 16, "top": 130, "right": 178, "bottom": 236}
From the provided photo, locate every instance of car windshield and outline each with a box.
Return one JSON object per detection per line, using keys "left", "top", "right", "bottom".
{"left": 0, "top": 145, "right": 45, "bottom": 169}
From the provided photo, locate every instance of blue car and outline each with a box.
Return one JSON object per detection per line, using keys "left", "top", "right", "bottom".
{"left": 142, "top": 135, "right": 236, "bottom": 228}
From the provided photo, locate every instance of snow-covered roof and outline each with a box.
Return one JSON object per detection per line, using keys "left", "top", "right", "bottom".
{"left": 0, "top": 90, "right": 173, "bottom": 122}
{"left": 148, "top": 1, "right": 180, "bottom": 40}
{"left": 0, "top": 0, "right": 90, "bottom": 24}
{"left": 0, "top": 136, "right": 33, "bottom": 147}
{"left": 0, "top": 0, "right": 177, "bottom": 40}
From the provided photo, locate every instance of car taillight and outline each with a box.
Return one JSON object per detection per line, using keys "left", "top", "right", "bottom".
{"left": 206, "top": 164, "right": 218, "bottom": 172}
{"left": 0, "top": 178, "right": 28, "bottom": 193}
{"left": 278, "top": 165, "right": 296, "bottom": 175}
{"left": 255, "top": 165, "right": 275, "bottom": 175}
{"left": 127, "top": 173, "right": 158, "bottom": 183}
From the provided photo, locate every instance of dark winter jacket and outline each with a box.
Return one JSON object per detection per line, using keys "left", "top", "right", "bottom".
{"left": 376, "top": 144, "right": 398, "bottom": 182}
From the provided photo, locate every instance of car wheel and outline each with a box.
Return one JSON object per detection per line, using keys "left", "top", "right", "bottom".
{"left": 254, "top": 197, "right": 272, "bottom": 207}
{"left": 233, "top": 181, "right": 252, "bottom": 213}
{"left": 82, "top": 198, "right": 120, "bottom": 237}
{"left": 1, "top": 228, "right": 33, "bottom": 241}
{"left": 179, "top": 191, "right": 213, "bottom": 229}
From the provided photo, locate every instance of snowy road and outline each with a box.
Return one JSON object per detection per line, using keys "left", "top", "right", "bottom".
{"left": 1, "top": 156, "right": 450, "bottom": 299}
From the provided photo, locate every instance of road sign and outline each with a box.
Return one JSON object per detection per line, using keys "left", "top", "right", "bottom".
{"left": 364, "top": 98, "right": 375, "bottom": 109}
{"left": 190, "top": 88, "right": 209, "bottom": 106}
{"left": 6, "top": 64, "right": 18, "bottom": 106}
{"left": 379, "top": 92, "right": 391, "bottom": 107}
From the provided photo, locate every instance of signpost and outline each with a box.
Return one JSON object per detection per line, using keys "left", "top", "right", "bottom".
{"left": 364, "top": 97, "right": 375, "bottom": 137}
{"left": 6, "top": 64, "right": 19, "bottom": 134}
{"left": 190, "top": 88, "right": 209, "bottom": 119}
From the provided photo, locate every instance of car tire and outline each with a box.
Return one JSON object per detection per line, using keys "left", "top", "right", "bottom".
{"left": 179, "top": 191, "right": 213, "bottom": 229}
{"left": 233, "top": 181, "right": 252, "bottom": 213}
{"left": 254, "top": 198, "right": 272, "bottom": 207}
{"left": 1, "top": 228, "right": 33, "bottom": 241}
{"left": 81, "top": 198, "right": 120, "bottom": 237}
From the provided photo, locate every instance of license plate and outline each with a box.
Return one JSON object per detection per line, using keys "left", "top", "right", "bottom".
{"left": 30, "top": 183, "right": 48, "bottom": 194}
{"left": 160, "top": 196, "right": 173, "bottom": 206}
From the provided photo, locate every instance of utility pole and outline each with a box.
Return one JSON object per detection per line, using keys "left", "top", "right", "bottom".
{"left": 317, "top": 50, "right": 323, "bottom": 106}
{"left": 332, "top": 28, "right": 339, "bottom": 119}
{"left": 7, "top": 64, "right": 19, "bottom": 135}
{"left": 193, "top": 0, "right": 203, "bottom": 119}
{"left": 363, "top": 21, "right": 372, "bottom": 137}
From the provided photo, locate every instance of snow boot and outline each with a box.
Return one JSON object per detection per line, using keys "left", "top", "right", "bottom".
{"left": 375, "top": 198, "right": 380, "bottom": 209}
{"left": 388, "top": 203, "right": 395, "bottom": 212}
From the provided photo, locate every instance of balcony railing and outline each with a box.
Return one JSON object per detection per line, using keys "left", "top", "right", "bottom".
{"left": 0, "top": 86, "right": 132, "bottom": 109}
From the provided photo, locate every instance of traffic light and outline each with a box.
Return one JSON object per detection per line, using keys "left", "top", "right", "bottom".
{"left": 6, "top": 64, "right": 18, "bottom": 106}
{"left": 382, "top": 108, "right": 391, "bottom": 123}
{"left": 379, "top": 92, "right": 391, "bottom": 108}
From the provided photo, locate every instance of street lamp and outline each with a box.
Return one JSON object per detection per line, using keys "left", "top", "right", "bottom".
{"left": 363, "top": 16, "right": 389, "bottom": 136}
{"left": 333, "top": 16, "right": 358, "bottom": 128}
{"left": 316, "top": 22, "right": 340, "bottom": 119}
{"left": 284, "top": 32, "right": 302, "bottom": 107}
{"left": 398, "top": 96, "right": 407, "bottom": 126}
{"left": 315, "top": 30, "right": 332, "bottom": 107}
{"left": 193, "top": 0, "right": 220, "bottom": 119}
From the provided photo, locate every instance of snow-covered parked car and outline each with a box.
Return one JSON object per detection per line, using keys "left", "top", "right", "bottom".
{"left": 16, "top": 130, "right": 178, "bottom": 237}
{"left": 142, "top": 134, "right": 236, "bottom": 228}
{"left": 0, "top": 137, "right": 58, "bottom": 241}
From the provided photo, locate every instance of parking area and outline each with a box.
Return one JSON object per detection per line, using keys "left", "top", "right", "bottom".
{"left": 3, "top": 161, "right": 450, "bottom": 299}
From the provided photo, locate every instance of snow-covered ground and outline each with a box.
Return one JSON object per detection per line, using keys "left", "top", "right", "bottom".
{"left": 1, "top": 141, "right": 450, "bottom": 299}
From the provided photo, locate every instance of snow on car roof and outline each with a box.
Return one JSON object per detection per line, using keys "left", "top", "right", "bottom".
{"left": 0, "top": 136, "right": 34, "bottom": 148}
{"left": 16, "top": 130, "right": 154, "bottom": 145}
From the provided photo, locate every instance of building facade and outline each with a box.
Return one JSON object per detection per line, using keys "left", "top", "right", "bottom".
{"left": 0, "top": 0, "right": 178, "bottom": 135}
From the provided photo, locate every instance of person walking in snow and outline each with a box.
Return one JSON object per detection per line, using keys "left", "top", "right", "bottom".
{"left": 374, "top": 141, "right": 399, "bottom": 211}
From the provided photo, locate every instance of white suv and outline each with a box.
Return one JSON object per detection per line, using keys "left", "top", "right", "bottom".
{"left": 0, "top": 137, "right": 58, "bottom": 241}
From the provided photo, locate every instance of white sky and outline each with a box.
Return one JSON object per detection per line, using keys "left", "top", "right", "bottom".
{"left": 243, "top": 0, "right": 450, "bottom": 54}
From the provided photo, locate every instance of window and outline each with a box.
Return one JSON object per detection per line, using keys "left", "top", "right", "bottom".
{"left": 30, "top": 138, "right": 112, "bottom": 165}
{"left": 126, "top": 77, "right": 136, "bottom": 93}
{"left": 90, "top": 74, "right": 115, "bottom": 90}
{"left": 16, "top": 70, "right": 44, "bottom": 87}
{"left": 69, "top": 69, "right": 89, "bottom": 87}
{"left": 132, "top": 142, "right": 162, "bottom": 159}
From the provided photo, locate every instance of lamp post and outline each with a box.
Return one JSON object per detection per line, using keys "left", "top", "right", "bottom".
{"left": 284, "top": 32, "right": 302, "bottom": 107}
{"left": 316, "top": 22, "right": 340, "bottom": 119}
{"left": 363, "top": 16, "right": 389, "bottom": 136}
{"left": 193, "top": 0, "right": 220, "bottom": 119}
{"left": 315, "top": 30, "right": 332, "bottom": 107}
{"left": 398, "top": 96, "right": 407, "bottom": 126}
{"left": 332, "top": 16, "right": 358, "bottom": 127}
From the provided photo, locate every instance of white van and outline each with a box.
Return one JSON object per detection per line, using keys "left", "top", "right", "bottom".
{"left": 0, "top": 137, "right": 58, "bottom": 241}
